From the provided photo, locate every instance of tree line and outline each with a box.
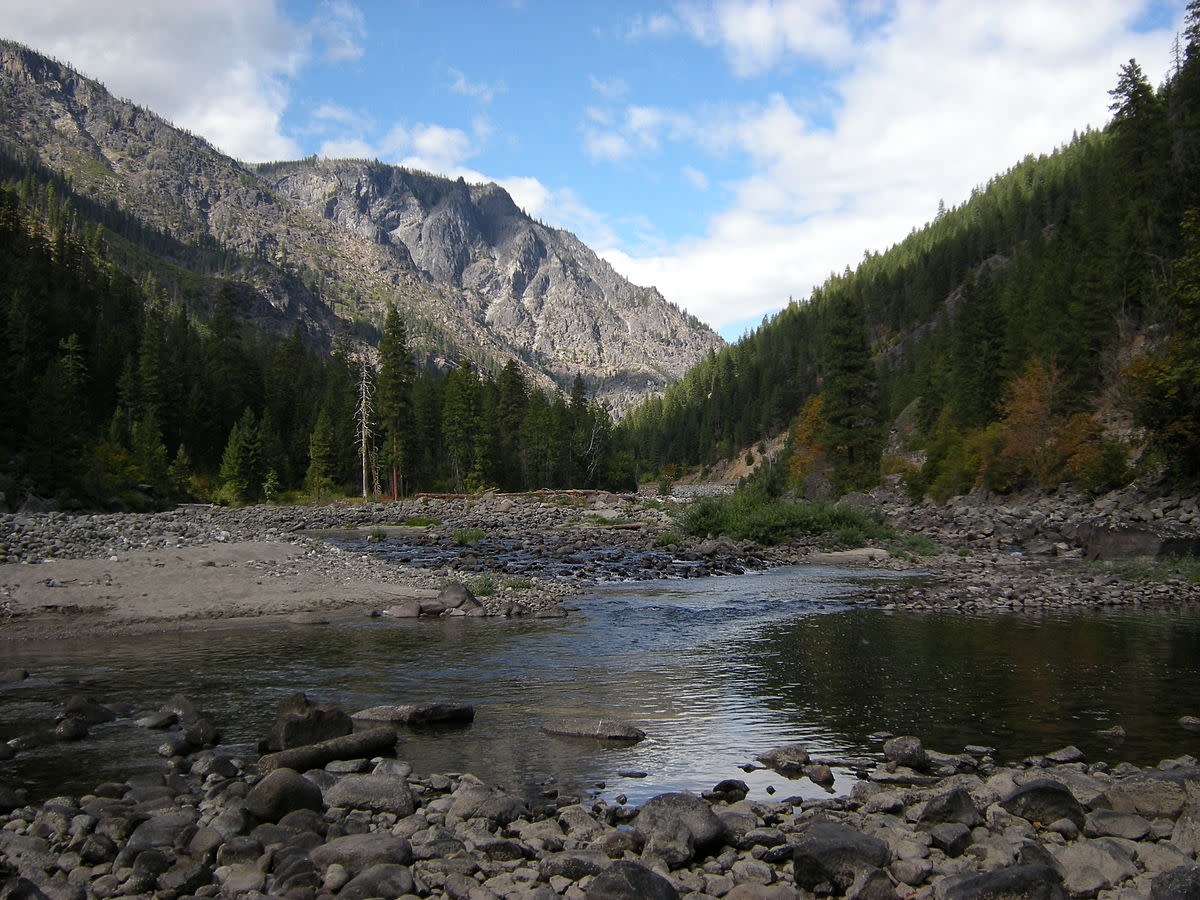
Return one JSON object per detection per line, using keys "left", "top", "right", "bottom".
{"left": 0, "top": 181, "right": 631, "bottom": 509}
{"left": 618, "top": 8, "right": 1200, "bottom": 496}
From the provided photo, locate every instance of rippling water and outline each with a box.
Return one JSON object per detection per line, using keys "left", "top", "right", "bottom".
{"left": 1, "top": 564, "right": 1199, "bottom": 806}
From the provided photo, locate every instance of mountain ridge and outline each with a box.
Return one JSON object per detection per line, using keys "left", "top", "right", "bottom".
{"left": 0, "top": 38, "right": 721, "bottom": 411}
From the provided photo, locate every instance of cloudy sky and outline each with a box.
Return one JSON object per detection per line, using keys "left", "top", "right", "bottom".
{"left": 0, "top": 0, "right": 1183, "bottom": 338}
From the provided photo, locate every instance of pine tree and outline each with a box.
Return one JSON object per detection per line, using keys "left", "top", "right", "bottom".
{"left": 441, "top": 361, "right": 479, "bottom": 492}
{"left": 376, "top": 306, "right": 412, "bottom": 499}
{"left": 306, "top": 407, "right": 337, "bottom": 498}
{"left": 821, "top": 297, "right": 881, "bottom": 493}
{"left": 217, "top": 408, "right": 262, "bottom": 505}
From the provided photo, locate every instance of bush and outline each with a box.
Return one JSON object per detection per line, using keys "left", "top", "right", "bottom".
{"left": 656, "top": 530, "right": 685, "bottom": 547}
{"left": 900, "top": 533, "right": 939, "bottom": 556}
{"left": 677, "top": 487, "right": 892, "bottom": 546}
{"left": 452, "top": 527, "right": 486, "bottom": 546}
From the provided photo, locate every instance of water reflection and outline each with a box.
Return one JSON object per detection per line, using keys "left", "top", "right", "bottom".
{"left": 1, "top": 566, "right": 1198, "bottom": 807}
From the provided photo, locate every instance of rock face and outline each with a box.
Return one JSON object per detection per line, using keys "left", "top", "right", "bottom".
{"left": 0, "top": 40, "right": 722, "bottom": 412}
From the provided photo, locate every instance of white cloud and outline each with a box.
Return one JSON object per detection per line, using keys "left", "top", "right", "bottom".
{"left": 589, "top": 74, "right": 630, "bottom": 100}
{"left": 450, "top": 68, "right": 506, "bottom": 104}
{"left": 682, "top": 165, "right": 710, "bottom": 191}
{"left": 600, "top": 0, "right": 1179, "bottom": 332}
{"left": 583, "top": 129, "right": 634, "bottom": 162}
{"left": 0, "top": 0, "right": 309, "bottom": 161}
{"left": 317, "top": 0, "right": 366, "bottom": 62}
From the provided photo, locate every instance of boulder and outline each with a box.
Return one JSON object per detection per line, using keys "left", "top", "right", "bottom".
{"left": 585, "top": 860, "right": 680, "bottom": 899}
{"left": 1174, "top": 805, "right": 1200, "bottom": 857}
{"left": 380, "top": 601, "right": 421, "bottom": 618}
{"left": 1001, "top": 779, "right": 1085, "bottom": 829}
{"left": 438, "top": 583, "right": 479, "bottom": 609}
{"left": 242, "top": 768, "right": 323, "bottom": 822}
{"left": 756, "top": 743, "right": 810, "bottom": 774}
{"left": 917, "top": 787, "right": 983, "bottom": 827}
{"left": 309, "top": 833, "right": 414, "bottom": 874}
{"left": 1106, "top": 769, "right": 1200, "bottom": 819}
{"left": 351, "top": 701, "right": 475, "bottom": 726}
{"left": 62, "top": 695, "right": 116, "bottom": 725}
{"left": 324, "top": 775, "right": 415, "bottom": 817}
{"left": 447, "top": 780, "right": 528, "bottom": 826}
{"left": 1052, "top": 839, "right": 1139, "bottom": 896}
{"left": 264, "top": 692, "right": 352, "bottom": 751}
{"left": 338, "top": 863, "right": 415, "bottom": 900}
{"left": 883, "top": 735, "right": 928, "bottom": 770}
{"left": 539, "top": 849, "right": 612, "bottom": 880}
{"left": 1151, "top": 865, "right": 1200, "bottom": 900}
{"left": 938, "top": 864, "right": 1067, "bottom": 900}
{"left": 634, "top": 792, "right": 725, "bottom": 867}
{"left": 52, "top": 718, "right": 88, "bottom": 742}
{"left": 1084, "top": 808, "right": 1151, "bottom": 840}
{"left": 541, "top": 717, "right": 645, "bottom": 742}
{"left": 792, "top": 822, "right": 889, "bottom": 891}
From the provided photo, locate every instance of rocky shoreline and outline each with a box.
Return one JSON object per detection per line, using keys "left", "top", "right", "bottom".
{"left": 2, "top": 485, "right": 1199, "bottom": 635}
{"left": 2, "top": 690, "right": 1200, "bottom": 900}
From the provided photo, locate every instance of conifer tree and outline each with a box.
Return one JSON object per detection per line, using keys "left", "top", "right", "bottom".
{"left": 306, "top": 407, "right": 336, "bottom": 498}
{"left": 376, "top": 305, "right": 412, "bottom": 498}
{"left": 217, "top": 408, "right": 261, "bottom": 504}
{"left": 821, "top": 297, "right": 881, "bottom": 493}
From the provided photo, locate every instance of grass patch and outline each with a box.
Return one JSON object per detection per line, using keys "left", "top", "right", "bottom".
{"left": 677, "top": 488, "right": 893, "bottom": 547}
{"left": 399, "top": 516, "right": 441, "bottom": 527}
{"left": 501, "top": 575, "right": 533, "bottom": 590}
{"left": 899, "top": 533, "right": 939, "bottom": 556}
{"left": 467, "top": 575, "right": 497, "bottom": 596}
{"left": 1088, "top": 555, "right": 1200, "bottom": 584}
{"left": 452, "top": 527, "right": 486, "bottom": 547}
{"left": 367, "top": 528, "right": 387, "bottom": 542}
{"left": 656, "top": 530, "right": 685, "bottom": 547}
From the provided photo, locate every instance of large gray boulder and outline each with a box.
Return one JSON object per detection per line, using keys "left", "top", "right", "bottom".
{"left": 264, "top": 693, "right": 352, "bottom": 751}
{"left": 918, "top": 787, "right": 983, "bottom": 827}
{"left": 792, "top": 822, "right": 889, "bottom": 892}
{"left": 634, "top": 792, "right": 725, "bottom": 868}
{"left": 242, "top": 768, "right": 323, "bottom": 822}
{"left": 756, "top": 743, "right": 810, "bottom": 775}
{"left": 541, "top": 718, "right": 645, "bottom": 742}
{"left": 309, "top": 833, "right": 413, "bottom": 874}
{"left": 938, "top": 864, "right": 1067, "bottom": 900}
{"left": 1001, "top": 779, "right": 1085, "bottom": 829}
{"left": 323, "top": 775, "right": 415, "bottom": 817}
{"left": 883, "top": 735, "right": 928, "bottom": 770}
{"left": 447, "top": 780, "right": 528, "bottom": 826}
{"left": 338, "top": 863, "right": 415, "bottom": 899}
{"left": 1151, "top": 865, "right": 1200, "bottom": 900}
{"left": 351, "top": 701, "right": 475, "bottom": 726}
{"left": 586, "top": 860, "right": 680, "bottom": 899}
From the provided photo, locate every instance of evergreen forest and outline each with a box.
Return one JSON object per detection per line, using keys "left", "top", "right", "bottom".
{"left": 0, "top": 175, "right": 630, "bottom": 508}
{"left": 617, "top": 20, "right": 1200, "bottom": 497}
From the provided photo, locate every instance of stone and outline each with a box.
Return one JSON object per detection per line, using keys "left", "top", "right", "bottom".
{"left": 350, "top": 701, "right": 476, "bottom": 726}
{"left": 52, "top": 718, "right": 88, "bottom": 742}
{"left": 242, "top": 768, "right": 324, "bottom": 822}
{"left": 122, "top": 810, "right": 196, "bottom": 855}
{"left": 381, "top": 600, "right": 421, "bottom": 617}
{"left": 438, "top": 582, "right": 479, "bottom": 609}
{"left": 540, "top": 718, "right": 646, "bottom": 742}
{"left": 1107, "top": 770, "right": 1196, "bottom": 819}
{"left": 1084, "top": 808, "right": 1151, "bottom": 840}
{"left": 918, "top": 787, "right": 983, "bottom": 827}
{"left": 1181, "top": 717, "right": 1200, "bottom": 733}
{"left": 634, "top": 792, "right": 725, "bottom": 867}
{"left": 937, "top": 863, "right": 1067, "bottom": 900}
{"left": 930, "top": 823, "right": 972, "bottom": 858}
{"left": 585, "top": 860, "right": 680, "bottom": 899}
{"left": 62, "top": 696, "right": 116, "bottom": 725}
{"left": 884, "top": 736, "right": 928, "bottom": 770}
{"left": 756, "top": 743, "right": 810, "bottom": 774}
{"left": 309, "top": 832, "right": 414, "bottom": 874}
{"left": 324, "top": 774, "right": 415, "bottom": 817}
{"left": 539, "top": 849, "right": 611, "bottom": 880}
{"left": 1044, "top": 746, "right": 1085, "bottom": 765}
{"left": 264, "top": 692, "right": 352, "bottom": 751}
{"left": 1052, "top": 839, "right": 1139, "bottom": 896}
{"left": 447, "top": 781, "right": 528, "bottom": 826}
{"left": 792, "top": 822, "right": 890, "bottom": 891}
{"left": 1174, "top": 806, "right": 1200, "bottom": 857}
{"left": 338, "top": 862, "right": 415, "bottom": 899}
{"left": 848, "top": 867, "right": 897, "bottom": 900}
{"left": 1001, "top": 779, "right": 1085, "bottom": 829}
{"left": 725, "top": 887, "right": 803, "bottom": 900}
{"left": 1151, "top": 865, "right": 1200, "bottom": 899}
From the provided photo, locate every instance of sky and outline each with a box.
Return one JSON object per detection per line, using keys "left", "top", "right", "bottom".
{"left": 0, "top": 0, "right": 1186, "bottom": 339}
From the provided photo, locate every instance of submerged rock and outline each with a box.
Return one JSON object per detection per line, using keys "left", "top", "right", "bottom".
{"left": 540, "top": 717, "right": 645, "bottom": 742}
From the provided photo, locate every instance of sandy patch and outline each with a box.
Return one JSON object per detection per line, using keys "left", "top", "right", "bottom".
{"left": 0, "top": 540, "right": 436, "bottom": 639}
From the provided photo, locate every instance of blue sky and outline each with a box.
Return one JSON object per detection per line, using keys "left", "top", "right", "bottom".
{"left": 0, "top": 1, "right": 1185, "bottom": 338}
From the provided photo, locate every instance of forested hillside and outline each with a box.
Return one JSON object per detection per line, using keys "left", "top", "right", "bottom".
{"left": 619, "top": 19, "right": 1200, "bottom": 497}
{"left": 0, "top": 173, "right": 631, "bottom": 509}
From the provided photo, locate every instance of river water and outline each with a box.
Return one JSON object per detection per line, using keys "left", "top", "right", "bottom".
{"left": 1, "top": 564, "right": 1199, "bottom": 806}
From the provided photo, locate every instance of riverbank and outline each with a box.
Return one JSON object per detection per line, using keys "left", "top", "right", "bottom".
{"left": 1, "top": 694, "right": 1198, "bottom": 900}
{"left": 2, "top": 487, "right": 1199, "bottom": 639}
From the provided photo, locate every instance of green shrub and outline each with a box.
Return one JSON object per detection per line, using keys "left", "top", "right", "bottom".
{"left": 677, "top": 487, "right": 893, "bottom": 546}
{"left": 367, "top": 528, "right": 387, "bottom": 542}
{"left": 468, "top": 575, "right": 496, "bottom": 596}
{"left": 501, "top": 576, "right": 533, "bottom": 590}
{"left": 656, "top": 530, "right": 685, "bottom": 547}
{"left": 452, "top": 527, "right": 486, "bottom": 547}
{"left": 900, "top": 533, "right": 938, "bottom": 555}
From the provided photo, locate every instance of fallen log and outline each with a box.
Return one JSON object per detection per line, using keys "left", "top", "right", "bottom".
{"left": 257, "top": 726, "right": 399, "bottom": 774}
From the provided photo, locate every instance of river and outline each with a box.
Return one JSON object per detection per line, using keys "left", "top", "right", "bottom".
{"left": 1, "top": 564, "right": 1198, "bottom": 806}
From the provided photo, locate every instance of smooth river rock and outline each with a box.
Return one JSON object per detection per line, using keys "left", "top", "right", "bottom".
{"left": 540, "top": 717, "right": 646, "bottom": 742}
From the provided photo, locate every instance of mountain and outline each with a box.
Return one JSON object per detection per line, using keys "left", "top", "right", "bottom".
{"left": 0, "top": 39, "right": 720, "bottom": 411}
{"left": 619, "top": 47, "right": 1200, "bottom": 493}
